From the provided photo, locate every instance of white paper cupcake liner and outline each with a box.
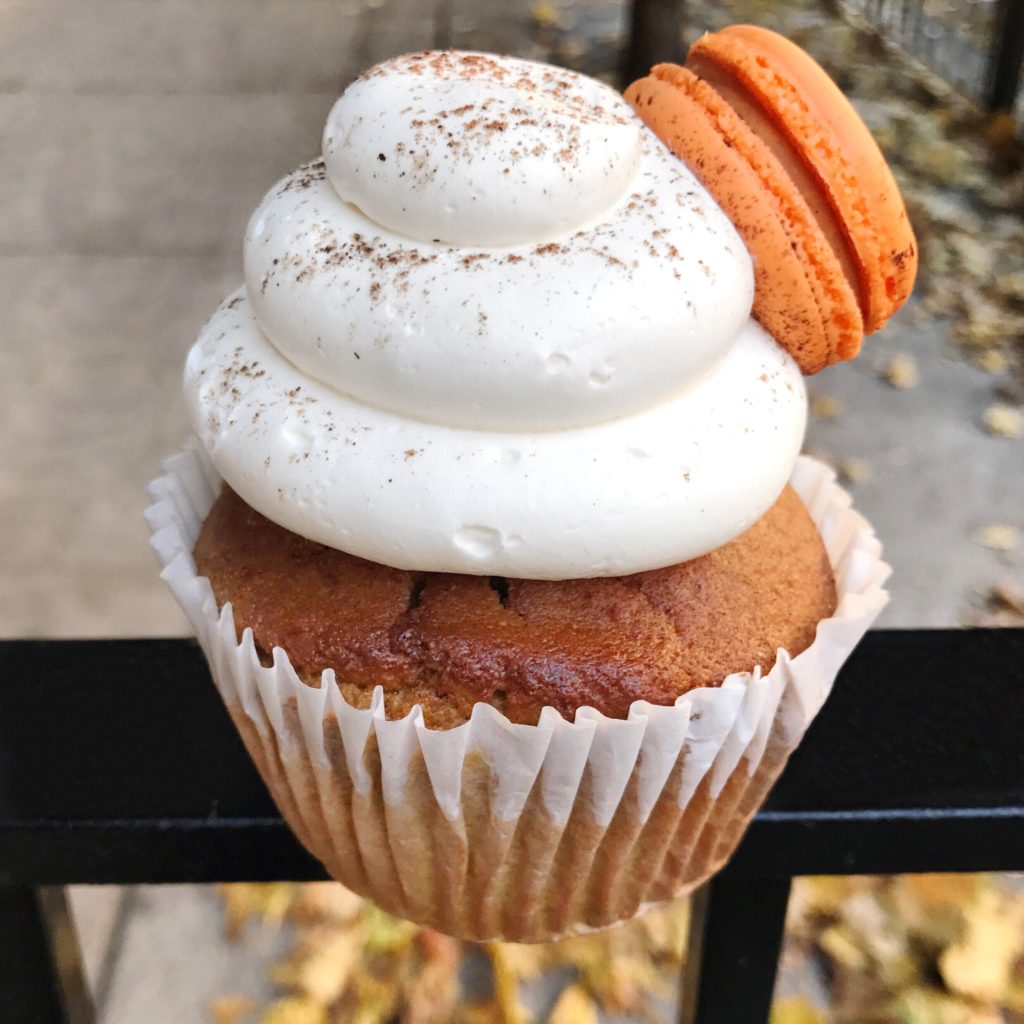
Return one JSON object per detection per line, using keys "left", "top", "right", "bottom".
{"left": 146, "top": 440, "right": 889, "bottom": 942}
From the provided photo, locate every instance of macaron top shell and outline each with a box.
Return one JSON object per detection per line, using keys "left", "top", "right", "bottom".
{"left": 689, "top": 25, "right": 917, "bottom": 333}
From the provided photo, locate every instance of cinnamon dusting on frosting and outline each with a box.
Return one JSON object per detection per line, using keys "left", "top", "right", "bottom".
{"left": 183, "top": 50, "right": 807, "bottom": 579}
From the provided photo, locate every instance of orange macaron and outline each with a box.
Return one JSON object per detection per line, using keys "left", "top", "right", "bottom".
{"left": 625, "top": 25, "right": 917, "bottom": 374}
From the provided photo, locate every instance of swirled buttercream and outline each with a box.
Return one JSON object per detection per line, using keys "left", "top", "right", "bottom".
{"left": 322, "top": 51, "right": 643, "bottom": 247}
{"left": 185, "top": 51, "right": 808, "bottom": 579}
{"left": 246, "top": 134, "right": 752, "bottom": 431}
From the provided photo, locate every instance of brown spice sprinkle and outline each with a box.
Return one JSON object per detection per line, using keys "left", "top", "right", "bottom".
{"left": 194, "top": 486, "right": 836, "bottom": 729}
{"left": 325, "top": 51, "right": 633, "bottom": 195}
{"left": 245, "top": 53, "right": 735, "bottom": 369}
{"left": 254, "top": 161, "right": 699, "bottom": 306}
{"left": 275, "top": 160, "right": 326, "bottom": 196}
{"left": 357, "top": 51, "right": 632, "bottom": 127}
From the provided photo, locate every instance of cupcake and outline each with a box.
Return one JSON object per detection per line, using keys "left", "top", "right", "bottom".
{"left": 149, "top": 35, "right": 907, "bottom": 942}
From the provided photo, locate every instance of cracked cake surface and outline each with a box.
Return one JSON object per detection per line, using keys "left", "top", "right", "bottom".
{"left": 194, "top": 484, "right": 836, "bottom": 727}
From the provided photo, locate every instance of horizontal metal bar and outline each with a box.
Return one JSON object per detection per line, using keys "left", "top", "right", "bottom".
{"left": 726, "top": 808, "right": 1024, "bottom": 878}
{"left": 0, "top": 821, "right": 325, "bottom": 886}
{"left": 2, "top": 805, "right": 1021, "bottom": 886}
{"left": 1, "top": 630, "right": 1022, "bottom": 885}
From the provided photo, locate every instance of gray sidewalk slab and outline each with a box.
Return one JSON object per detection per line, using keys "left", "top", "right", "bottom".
{"left": 0, "top": 93, "right": 337, "bottom": 258}
{"left": 99, "top": 886, "right": 289, "bottom": 1024}
{"left": 0, "top": 253, "right": 231, "bottom": 637}
{"left": 0, "top": 0, "right": 364, "bottom": 96}
{"left": 68, "top": 887, "right": 127, "bottom": 999}
{"left": 804, "top": 304, "right": 1023, "bottom": 628}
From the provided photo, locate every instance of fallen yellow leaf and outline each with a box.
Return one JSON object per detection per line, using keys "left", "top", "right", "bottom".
{"left": 488, "top": 944, "right": 532, "bottom": 1024}
{"left": 890, "top": 875, "right": 978, "bottom": 947}
{"left": 982, "top": 404, "right": 1024, "bottom": 439}
{"left": 819, "top": 924, "right": 869, "bottom": 970}
{"left": 260, "top": 996, "right": 326, "bottom": 1024}
{"left": 530, "top": 2, "right": 563, "bottom": 28}
{"left": 974, "top": 350, "right": 1007, "bottom": 374}
{"left": 843, "top": 890, "right": 910, "bottom": 971}
{"left": 882, "top": 353, "right": 920, "bottom": 389}
{"left": 290, "top": 883, "right": 364, "bottom": 925}
{"left": 891, "top": 986, "right": 974, "bottom": 1024}
{"left": 490, "top": 942, "right": 547, "bottom": 982}
{"left": 810, "top": 394, "right": 843, "bottom": 420}
{"left": 350, "top": 972, "right": 398, "bottom": 1024}
{"left": 584, "top": 949, "right": 667, "bottom": 1012}
{"left": 939, "top": 889, "right": 1024, "bottom": 1002}
{"left": 795, "top": 877, "right": 867, "bottom": 918}
{"left": 210, "top": 993, "right": 256, "bottom": 1024}
{"left": 220, "top": 884, "right": 298, "bottom": 938}
{"left": 973, "top": 524, "right": 1019, "bottom": 552}
{"left": 1005, "top": 968, "right": 1024, "bottom": 1013}
{"left": 363, "top": 904, "right": 418, "bottom": 956}
{"left": 990, "top": 583, "right": 1024, "bottom": 615}
{"left": 839, "top": 458, "right": 872, "bottom": 485}
{"left": 271, "top": 927, "right": 361, "bottom": 1004}
{"left": 770, "top": 996, "right": 826, "bottom": 1024}
{"left": 548, "top": 985, "right": 598, "bottom": 1024}
{"left": 637, "top": 899, "right": 690, "bottom": 959}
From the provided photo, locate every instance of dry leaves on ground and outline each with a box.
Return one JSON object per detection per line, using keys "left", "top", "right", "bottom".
{"left": 785, "top": 874, "right": 1024, "bottom": 1024}
{"left": 213, "top": 872, "right": 1024, "bottom": 1024}
{"left": 211, "top": 881, "right": 687, "bottom": 1023}
{"left": 974, "top": 524, "right": 1020, "bottom": 552}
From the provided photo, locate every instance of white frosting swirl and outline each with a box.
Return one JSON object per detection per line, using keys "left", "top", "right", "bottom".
{"left": 246, "top": 134, "right": 751, "bottom": 431}
{"left": 321, "top": 54, "right": 638, "bottom": 247}
{"left": 185, "top": 51, "right": 808, "bottom": 579}
{"left": 187, "top": 292, "right": 805, "bottom": 577}
{"left": 323, "top": 52, "right": 643, "bottom": 247}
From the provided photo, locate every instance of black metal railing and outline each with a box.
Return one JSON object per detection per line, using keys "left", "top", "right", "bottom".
{"left": 839, "top": 0, "right": 1024, "bottom": 112}
{"left": 2, "top": 628, "right": 1023, "bottom": 1023}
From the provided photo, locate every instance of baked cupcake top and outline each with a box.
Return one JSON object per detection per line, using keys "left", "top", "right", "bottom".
{"left": 185, "top": 51, "right": 807, "bottom": 579}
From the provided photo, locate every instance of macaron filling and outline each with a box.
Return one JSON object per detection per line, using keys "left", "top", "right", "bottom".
{"left": 684, "top": 51, "right": 867, "bottom": 322}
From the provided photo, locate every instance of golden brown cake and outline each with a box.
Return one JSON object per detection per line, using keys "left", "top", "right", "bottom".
{"left": 194, "top": 484, "right": 836, "bottom": 728}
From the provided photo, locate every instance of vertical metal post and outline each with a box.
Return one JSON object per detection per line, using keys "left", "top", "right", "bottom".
{"left": 985, "top": 0, "right": 1024, "bottom": 111}
{"left": 678, "top": 875, "right": 792, "bottom": 1024}
{"left": 623, "top": 0, "right": 686, "bottom": 85}
{"left": 0, "top": 886, "right": 95, "bottom": 1024}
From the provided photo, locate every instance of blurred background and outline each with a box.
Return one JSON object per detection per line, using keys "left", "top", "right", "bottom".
{"left": 1, "top": 0, "right": 1021, "bottom": 1020}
